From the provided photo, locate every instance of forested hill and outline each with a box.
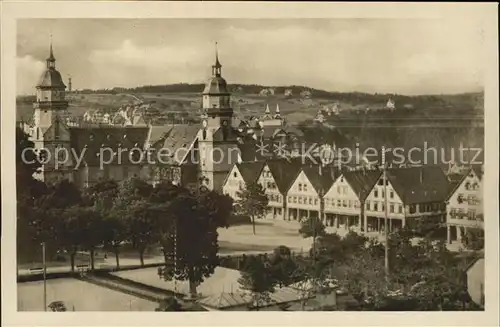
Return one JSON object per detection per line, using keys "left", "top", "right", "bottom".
{"left": 72, "top": 84, "right": 483, "bottom": 112}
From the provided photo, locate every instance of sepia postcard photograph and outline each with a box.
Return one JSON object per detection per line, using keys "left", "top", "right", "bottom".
{"left": 1, "top": 2, "right": 499, "bottom": 327}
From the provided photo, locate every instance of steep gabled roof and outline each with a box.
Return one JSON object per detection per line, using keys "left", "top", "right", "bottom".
{"left": 237, "top": 161, "right": 266, "bottom": 185}
{"left": 302, "top": 165, "right": 336, "bottom": 195}
{"left": 69, "top": 126, "right": 150, "bottom": 166}
{"left": 266, "top": 159, "right": 302, "bottom": 194}
{"left": 150, "top": 124, "right": 200, "bottom": 165}
{"left": 342, "top": 169, "right": 382, "bottom": 201}
{"left": 197, "top": 292, "right": 251, "bottom": 310}
{"left": 386, "top": 166, "right": 449, "bottom": 204}
{"left": 445, "top": 167, "right": 482, "bottom": 201}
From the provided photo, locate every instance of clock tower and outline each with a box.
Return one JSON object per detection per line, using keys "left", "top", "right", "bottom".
{"left": 31, "top": 43, "right": 73, "bottom": 183}
{"left": 33, "top": 43, "right": 69, "bottom": 130}
{"left": 198, "top": 44, "right": 240, "bottom": 191}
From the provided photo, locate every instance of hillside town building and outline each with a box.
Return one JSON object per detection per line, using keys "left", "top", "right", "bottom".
{"left": 22, "top": 44, "right": 247, "bottom": 191}
{"left": 445, "top": 167, "right": 483, "bottom": 244}
{"left": 223, "top": 159, "right": 456, "bottom": 237}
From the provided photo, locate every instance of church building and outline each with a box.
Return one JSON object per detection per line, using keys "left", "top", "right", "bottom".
{"left": 24, "top": 42, "right": 242, "bottom": 192}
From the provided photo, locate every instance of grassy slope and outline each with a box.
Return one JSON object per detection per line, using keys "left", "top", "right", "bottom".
{"left": 16, "top": 89, "right": 484, "bottom": 123}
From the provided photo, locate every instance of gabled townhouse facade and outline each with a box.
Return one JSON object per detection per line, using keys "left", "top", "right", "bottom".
{"left": 323, "top": 169, "right": 381, "bottom": 230}
{"left": 363, "top": 166, "right": 449, "bottom": 233}
{"left": 285, "top": 165, "right": 335, "bottom": 222}
{"left": 222, "top": 161, "right": 265, "bottom": 201}
{"left": 256, "top": 160, "right": 301, "bottom": 220}
{"left": 445, "top": 167, "right": 483, "bottom": 244}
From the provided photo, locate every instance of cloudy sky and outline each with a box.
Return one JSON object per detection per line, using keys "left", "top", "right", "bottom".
{"left": 17, "top": 18, "right": 484, "bottom": 95}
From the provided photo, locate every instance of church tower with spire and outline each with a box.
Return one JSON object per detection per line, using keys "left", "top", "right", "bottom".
{"left": 198, "top": 43, "right": 240, "bottom": 191}
{"left": 33, "top": 42, "right": 69, "bottom": 128}
{"left": 32, "top": 42, "right": 74, "bottom": 183}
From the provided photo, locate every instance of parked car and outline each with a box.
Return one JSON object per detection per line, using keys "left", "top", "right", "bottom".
{"left": 48, "top": 301, "right": 67, "bottom": 312}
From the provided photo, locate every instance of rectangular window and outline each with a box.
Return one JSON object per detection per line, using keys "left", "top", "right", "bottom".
{"left": 468, "top": 210, "right": 476, "bottom": 220}
{"left": 298, "top": 184, "right": 302, "bottom": 191}
{"left": 382, "top": 190, "right": 385, "bottom": 198}
{"left": 348, "top": 200, "right": 352, "bottom": 208}
{"left": 390, "top": 191, "right": 394, "bottom": 199}
{"left": 366, "top": 201, "right": 370, "bottom": 210}
{"left": 342, "top": 200, "right": 347, "bottom": 207}
{"left": 374, "top": 202, "right": 378, "bottom": 211}
{"left": 298, "top": 197, "right": 302, "bottom": 204}
{"left": 390, "top": 204, "right": 394, "bottom": 213}
{"left": 314, "top": 199, "right": 318, "bottom": 205}
{"left": 419, "top": 204, "right": 425, "bottom": 213}
{"left": 409, "top": 204, "right": 416, "bottom": 214}
{"left": 304, "top": 184, "right": 308, "bottom": 192}
{"left": 293, "top": 197, "right": 297, "bottom": 203}
{"left": 309, "top": 198, "right": 313, "bottom": 205}
{"left": 337, "top": 200, "right": 342, "bottom": 207}
{"left": 374, "top": 190, "right": 378, "bottom": 198}
{"left": 337, "top": 186, "right": 341, "bottom": 194}
{"left": 398, "top": 205, "right": 403, "bottom": 214}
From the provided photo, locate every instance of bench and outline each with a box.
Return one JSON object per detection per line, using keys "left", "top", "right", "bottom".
{"left": 28, "top": 268, "right": 44, "bottom": 274}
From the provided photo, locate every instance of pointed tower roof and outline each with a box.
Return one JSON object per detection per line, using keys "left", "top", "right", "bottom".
{"left": 204, "top": 42, "right": 228, "bottom": 95}
{"left": 47, "top": 42, "right": 55, "bottom": 62}
{"left": 275, "top": 104, "right": 280, "bottom": 114}
{"left": 265, "top": 104, "right": 271, "bottom": 114}
{"left": 37, "top": 41, "right": 66, "bottom": 88}
{"left": 214, "top": 42, "right": 222, "bottom": 68}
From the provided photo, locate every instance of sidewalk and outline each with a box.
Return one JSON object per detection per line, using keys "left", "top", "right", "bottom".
{"left": 18, "top": 250, "right": 280, "bottom": 277}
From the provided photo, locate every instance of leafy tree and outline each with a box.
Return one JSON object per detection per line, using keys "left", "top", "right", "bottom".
{"left": 114, "top": 177, "right": 153, "bottom": 206}
{"left": 16, "top": 127, "right": 43, "bottom": 199}
{"left": 158, "top": 188, "right": 230, "bottom": 298}
{"left": 22, "top": 180, "right": 82, "bottom": 262}
{"left": 124, "top": 199, "right": 163, "bottom": 266}
{"left": 113, "top": 177, "right": 156, "bottom": 266}
{"left": 150, "top": 181, "right": 187, "bottom": 264}
{"left": 336, "top": 249, "right": 387, "bottom": 305}
{"left": 196, "top": 189, "right": 233, "bottom": 229}
{"left": 101, "top": 213, "right": 127, "bottom": 269}
{"left": 299, "top": 216, "right": 326, "bottom": 239}
{"left": 288, "top": 255, "right": 333, "bottom": 311}
{"left": 59, "top": 205, "right": 103, "bottom": 271}
{"left": 238, "top": 255, "right": 276, "bottom": 310}
{"left": 268, "top": 246, "right": 299, "bottom": 287}
{"left": 37, "top": 179, "right": 83, "bottom": 210}
{"left": 85, "top": 179, "right": 119, "bottom": 209}
{"left": 73, "top": 206, "right": 105, "bottom": 270}
{"left": 86, "top": 180, "right": 123, "bottom": 269}
{"left": 334, "top": 229, "right": 476, "bottom": 311}
{"left": 311, "top": 233, "right": 344, "bottom": 264}
{"left": 236, "top": 182, "right": 269, "bottom": 235}
{"left": 406, "top": 215, "right": 445, "bottom": 239}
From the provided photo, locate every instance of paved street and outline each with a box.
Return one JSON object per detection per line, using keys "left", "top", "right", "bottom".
{"left": 18, "top": 219, "right": 465, "bottom": 277}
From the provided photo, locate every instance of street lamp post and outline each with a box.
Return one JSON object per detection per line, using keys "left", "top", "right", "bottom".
{"left": 42, "top": 242, "right": 47, "bottom": 311}
{"left": 382, "top": 154, "right": 390, "bottom": 281}
{"left": 173, "top": 222, "right": 177, "bottom": 296}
